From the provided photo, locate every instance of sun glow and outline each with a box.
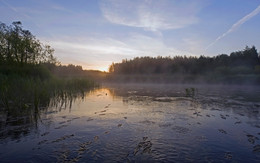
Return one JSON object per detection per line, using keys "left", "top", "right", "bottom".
{"left": 96, "top": 66, "right": 109, "bottom": 72}
{"left": 82, "top": 65, "right": 109, "bottom": 72}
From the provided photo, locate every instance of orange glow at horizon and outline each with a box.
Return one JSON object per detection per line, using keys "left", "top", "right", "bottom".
{"left": 59, "top": 62, "right": 110, "bottom": 72}
{"left": 82, "top": 65, "right": 109, "bottom": 72}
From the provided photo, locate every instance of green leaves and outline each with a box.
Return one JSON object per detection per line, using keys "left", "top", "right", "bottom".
{"left": 0, "top": 21, "right": 57, "bottom": 65}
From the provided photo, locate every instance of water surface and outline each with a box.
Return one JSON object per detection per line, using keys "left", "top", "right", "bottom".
{"left": 1, "top": 84, "right": 260, "bottom": 162}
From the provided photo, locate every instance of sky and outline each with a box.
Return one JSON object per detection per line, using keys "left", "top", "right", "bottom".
{"left": 1, "top": 0, "right": 260, "bottom": 71}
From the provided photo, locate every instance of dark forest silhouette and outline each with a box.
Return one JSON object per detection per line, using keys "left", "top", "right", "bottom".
{"left": 109, "top": 46, "right": 259, "bottom": 74}
{"left": 108, "top": 46, "right": 260, "bottom": 84}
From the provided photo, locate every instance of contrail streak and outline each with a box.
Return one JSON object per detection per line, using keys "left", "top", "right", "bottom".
{"left": 0, "top": 0, "right": 31, "bottom": 19}
{"left": 206, "top": 4, "right": 260, "bottom": 50}
{"left": 0, "top": 0, "right": 52, "bottom": 37}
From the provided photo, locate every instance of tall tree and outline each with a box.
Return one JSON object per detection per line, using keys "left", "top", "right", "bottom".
{"left": 0, "top": 21, "right": 57, "bottom": 65}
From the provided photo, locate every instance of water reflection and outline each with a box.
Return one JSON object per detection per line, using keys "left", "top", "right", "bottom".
{"left": 0, "top": 84, "right": 260, "bottom": 162}
{"left": 0, "top": 88, "right": 95, "bottom": 142}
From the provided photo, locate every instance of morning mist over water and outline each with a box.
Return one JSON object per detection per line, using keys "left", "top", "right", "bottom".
{"left": 1, "top": 0, "right": 260, "bottom": 162}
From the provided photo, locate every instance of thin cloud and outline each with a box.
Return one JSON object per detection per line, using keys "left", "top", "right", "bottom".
{"left": 100, "top": 0, "right": 202, "bottom": 31}
{"left": 206, "top": 4, "right": 260, "bottom": 50}
{"left": 0, "top": 0, "right": 30, "bottom": 19}
{"left": 0, "top": 0, "right": 47, "bottom": 32}
{"left": 42, "top": 34, "right": 195, "bottom": 70}
{"left": 1, "top": 0, "right": 16, "bottom": 11}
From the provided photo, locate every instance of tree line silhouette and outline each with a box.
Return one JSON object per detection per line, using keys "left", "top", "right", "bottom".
{"left": 108, "top": 46, "right": 260, "bottom": 84}
{"left": 109, "top": 46, "right": 260, "bottom": 75}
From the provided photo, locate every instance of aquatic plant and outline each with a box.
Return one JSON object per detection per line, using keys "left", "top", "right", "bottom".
{"left": 0, "top": 75, "right": 98, "bottom": 114}
{"left": 185, "top": 87, "right": 197, "bottom": 97}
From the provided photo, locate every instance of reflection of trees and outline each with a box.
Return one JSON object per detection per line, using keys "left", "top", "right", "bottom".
{"left": 0, "top": 89, "right": 90, "bottom": 141}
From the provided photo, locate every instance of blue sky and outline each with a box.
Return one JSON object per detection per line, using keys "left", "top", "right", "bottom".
{"left": 1, "top": 0, "right": 260, "bottom": 71}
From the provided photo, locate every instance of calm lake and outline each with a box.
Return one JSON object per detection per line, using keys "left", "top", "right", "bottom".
{"left": 1, "top": 84, "right": 260, "bottom": 162}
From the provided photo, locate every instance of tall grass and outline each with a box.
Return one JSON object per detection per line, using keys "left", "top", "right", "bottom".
{"left": 0, "top": 63, "right": 98, "bottom": 120}
{"left": 0, "top": 75, "right": 97, "bottom": 112}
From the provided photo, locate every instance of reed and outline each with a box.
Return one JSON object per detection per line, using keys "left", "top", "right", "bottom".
{"left": 0, "top": 74, "right": 98, "bottom": 115}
